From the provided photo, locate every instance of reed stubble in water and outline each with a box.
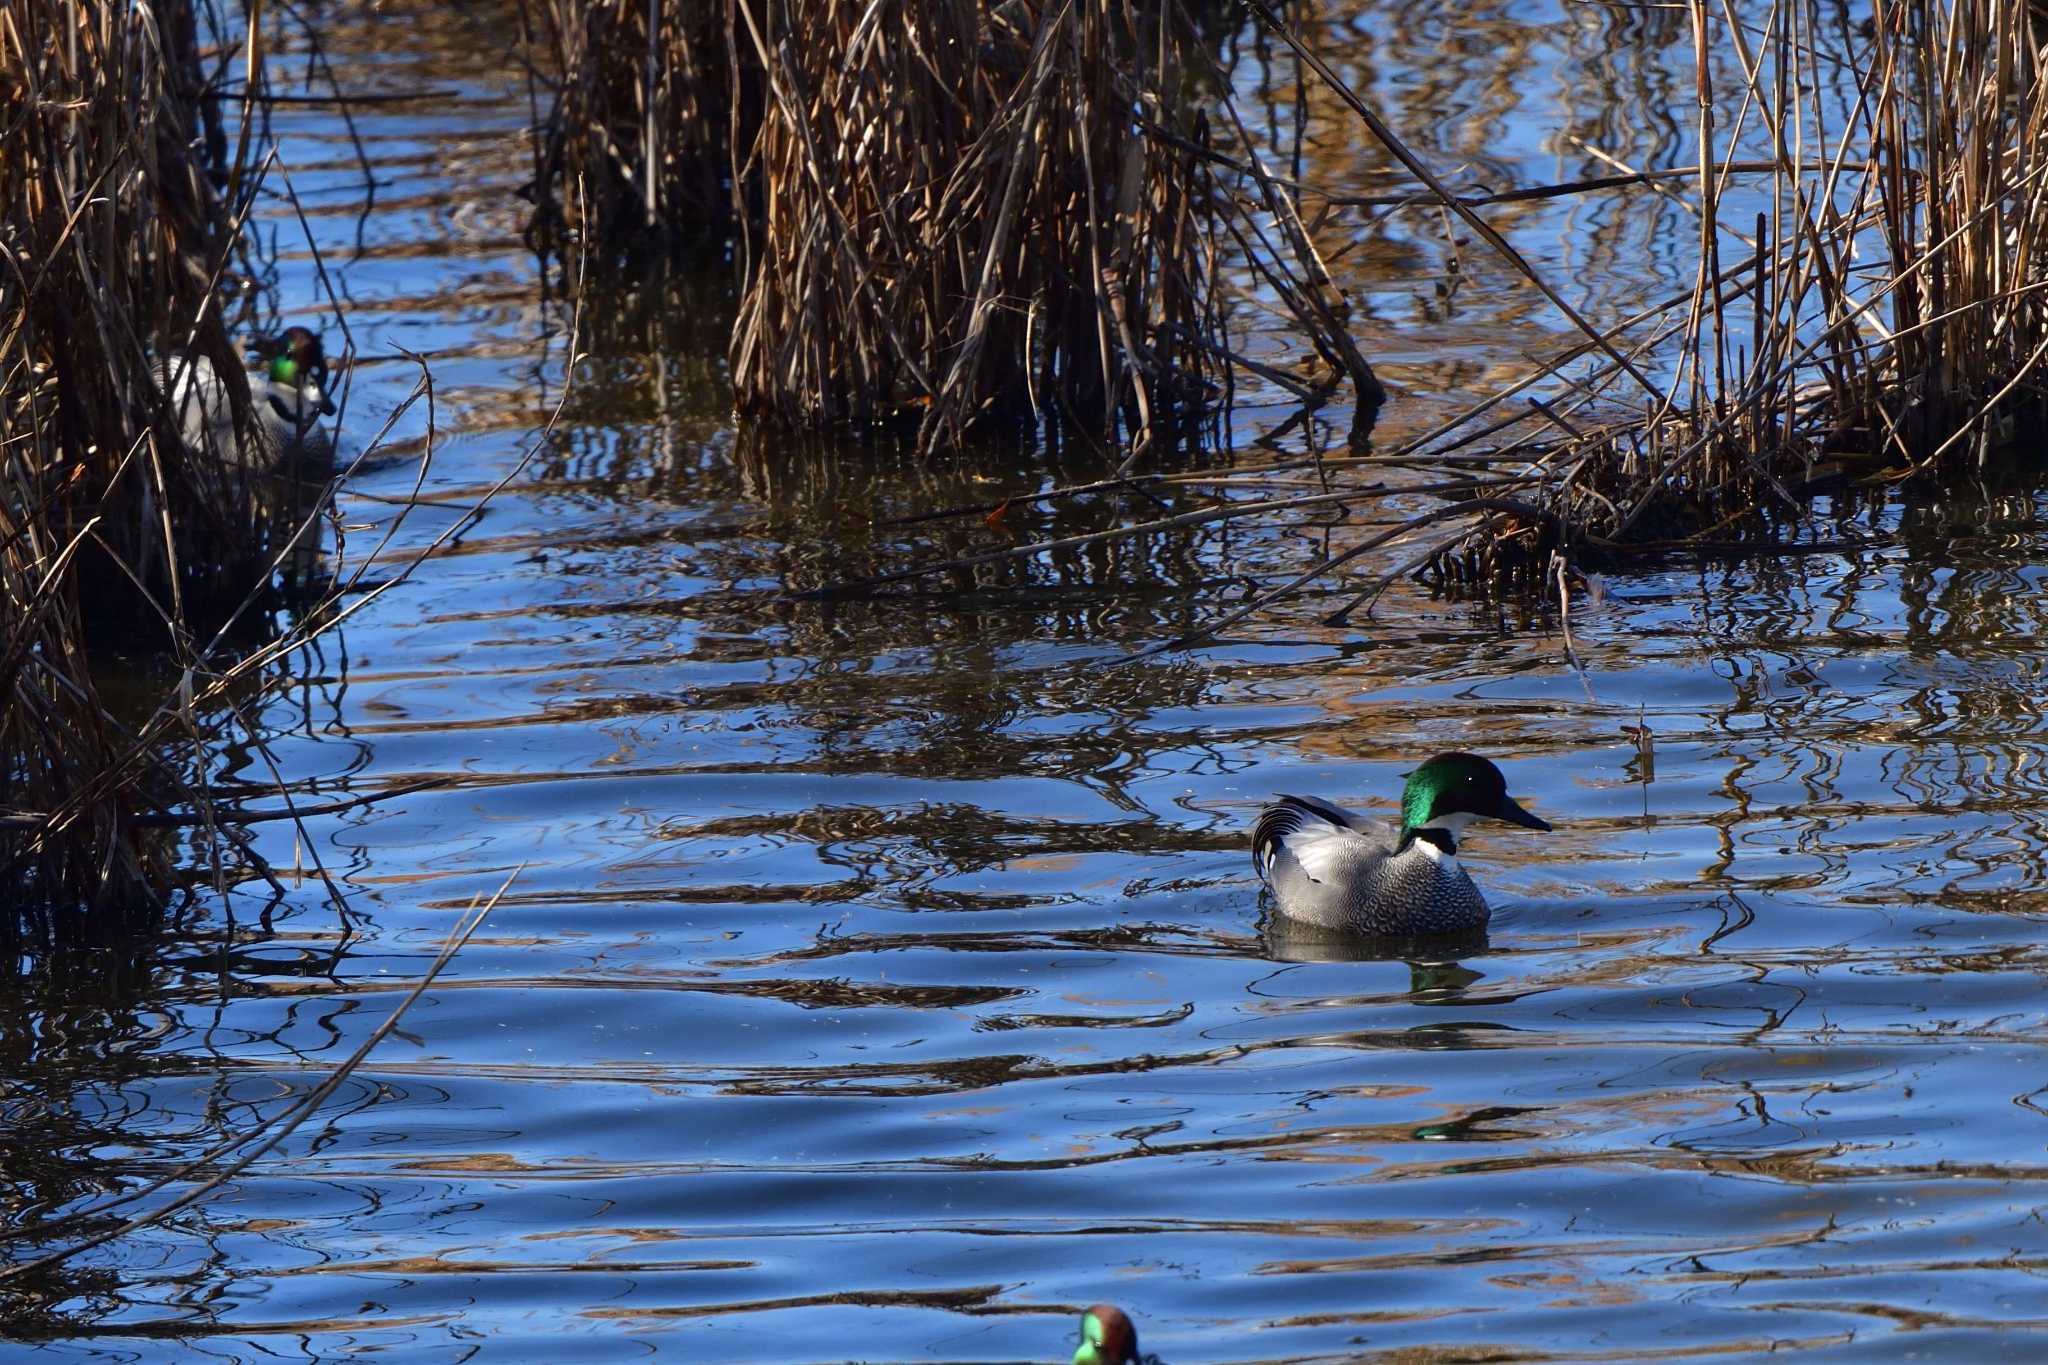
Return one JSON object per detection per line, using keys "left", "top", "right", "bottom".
{"left": 528, "top": 0, "right": 740, "bottom": 246}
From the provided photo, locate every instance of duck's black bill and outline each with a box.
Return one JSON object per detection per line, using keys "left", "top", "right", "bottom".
{"left": 1496, "top": 798, "right": 1552, "bottom": 831}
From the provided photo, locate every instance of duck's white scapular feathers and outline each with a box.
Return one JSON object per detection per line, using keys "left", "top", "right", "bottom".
{"left": 1252, "top": 794, "right": 1371, "bottom": 883}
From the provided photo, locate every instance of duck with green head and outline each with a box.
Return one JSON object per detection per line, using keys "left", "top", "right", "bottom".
{"left": 1253, "top": 752, "right": 1550, "bottom": 936}
{"left": 159, "top": 326, "right": 337, "bottom": 470}
{"left": 1072, "top": 1304, "right": 1142, "bottom": 1365}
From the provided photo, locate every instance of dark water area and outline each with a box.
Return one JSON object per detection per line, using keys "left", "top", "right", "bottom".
{"left": 8, "top": 3, "right": 2048, "bottom": 1360}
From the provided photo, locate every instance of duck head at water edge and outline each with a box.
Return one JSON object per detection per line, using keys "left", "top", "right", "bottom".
{"left": 1253, "top": 752, "right": 1551, "bottom": 938}
{"left": 1072, "top": 1303, "right": 1141, "bottom": 1365}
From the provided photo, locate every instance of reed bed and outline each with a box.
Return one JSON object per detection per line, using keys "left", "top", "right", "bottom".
{"left": 799, "top": 0, "right": 2048, "bottom": 631}
{"left": 530, "top": 0, "right": 1389, "bottom": 456}
{"left": 1, "top": 0, "right": 260, "bottom": 916}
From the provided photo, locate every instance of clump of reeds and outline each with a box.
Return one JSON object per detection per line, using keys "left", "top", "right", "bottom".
{"left": 726, "top": 0, "right": 1229, "bottom": 455}
{"left": 530, "top": 1, "right": 1339, "bottom": 457}
{"left": 0, "top": 0, "right": 291, "bottom": 921}
{"left": 527, "top": 0, "right": 741, "bottom": 253}
{"left": 2, "top": 0, "right": 285, "bottom": 614}
{"left": 1416, "top": 0, "right": 2048, "bottom": 590}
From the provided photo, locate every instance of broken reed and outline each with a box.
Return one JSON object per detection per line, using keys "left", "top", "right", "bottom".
{"left": 1, "top": 0, "right": 270, "bottom": 918}
{"left": 1434, "top": 0, "right": 2048, "bottom": 586}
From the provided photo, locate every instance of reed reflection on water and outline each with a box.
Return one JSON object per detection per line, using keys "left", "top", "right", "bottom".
{"left": 8, "top": 2, "right": 2048, "bottom": 1361}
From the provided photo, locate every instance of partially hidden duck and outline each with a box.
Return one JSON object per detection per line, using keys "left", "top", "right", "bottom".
{"left": 1253, "top": 752, "right": 1550, "bottom": 936}
{"left": 1072, "top": 1304, "right": 1143, "bottom": 1365}
{"left": 159, "top": 326, "right": 337, "bottom": 469}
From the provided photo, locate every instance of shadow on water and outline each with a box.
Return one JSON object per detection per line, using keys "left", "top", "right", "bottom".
{"left": 12, "top": 1, "right": 2048, "bottom": 1361}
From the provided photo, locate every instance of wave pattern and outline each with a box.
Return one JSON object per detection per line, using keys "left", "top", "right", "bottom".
{"left": 8, "top": 5, "right": 2048, "bottom": 1362}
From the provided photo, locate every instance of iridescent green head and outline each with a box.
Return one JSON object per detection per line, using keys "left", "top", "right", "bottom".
{"left": 1073, "top": 1304, "right": 1139, "bottom": 1365}
{"left": 1399, "top": 752, "right": 1551, "bottom": 837}
{"left": 260, "top": 327, "right": 338, "bottom": 416}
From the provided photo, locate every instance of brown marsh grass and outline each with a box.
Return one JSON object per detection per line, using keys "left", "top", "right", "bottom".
{"left": 726, "top": 0, "right": 1231, "bottom": 456}
{"left": 529, "top": 0, "right": 1393, "bottom": 457}
{"left": 789, "top": 0, "right": 2048, "bottom": 633}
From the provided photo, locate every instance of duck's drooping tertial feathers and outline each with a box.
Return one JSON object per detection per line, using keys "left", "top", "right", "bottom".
{"left": 158, "top": 326, "right": 337, "bottom": 470}
{"left": 1253, "top": 752, "right": 1550, "bottom": 936}
{"left": 1073, "top": 1304, "right": 1141, "bottom": 1365}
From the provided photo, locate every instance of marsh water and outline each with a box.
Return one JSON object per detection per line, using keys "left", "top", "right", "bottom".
{"left": 9, "top": 4, "right": 2048, "bottom": 1360}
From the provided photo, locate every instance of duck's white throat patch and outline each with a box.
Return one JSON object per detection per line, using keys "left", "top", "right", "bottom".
{"left": 1412, "top": 836, "right": 1457, "bottom": 866}
{"left": 1413, "top": 811, "right": 1477, "bottom": 865}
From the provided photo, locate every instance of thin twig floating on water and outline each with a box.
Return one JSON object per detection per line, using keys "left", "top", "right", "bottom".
{"left": 1133, "top": 497, "right": 1611, "bottom": 659}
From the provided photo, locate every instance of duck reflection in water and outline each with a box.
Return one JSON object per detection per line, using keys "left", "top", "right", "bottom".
{"left": 1262, "top": 914, "right": 1490, "bottom": 972}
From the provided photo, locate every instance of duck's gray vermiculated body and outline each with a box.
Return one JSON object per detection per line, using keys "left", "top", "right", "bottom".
{"left": 1253, "top": 793, "right": 1489, "bottom": 936}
